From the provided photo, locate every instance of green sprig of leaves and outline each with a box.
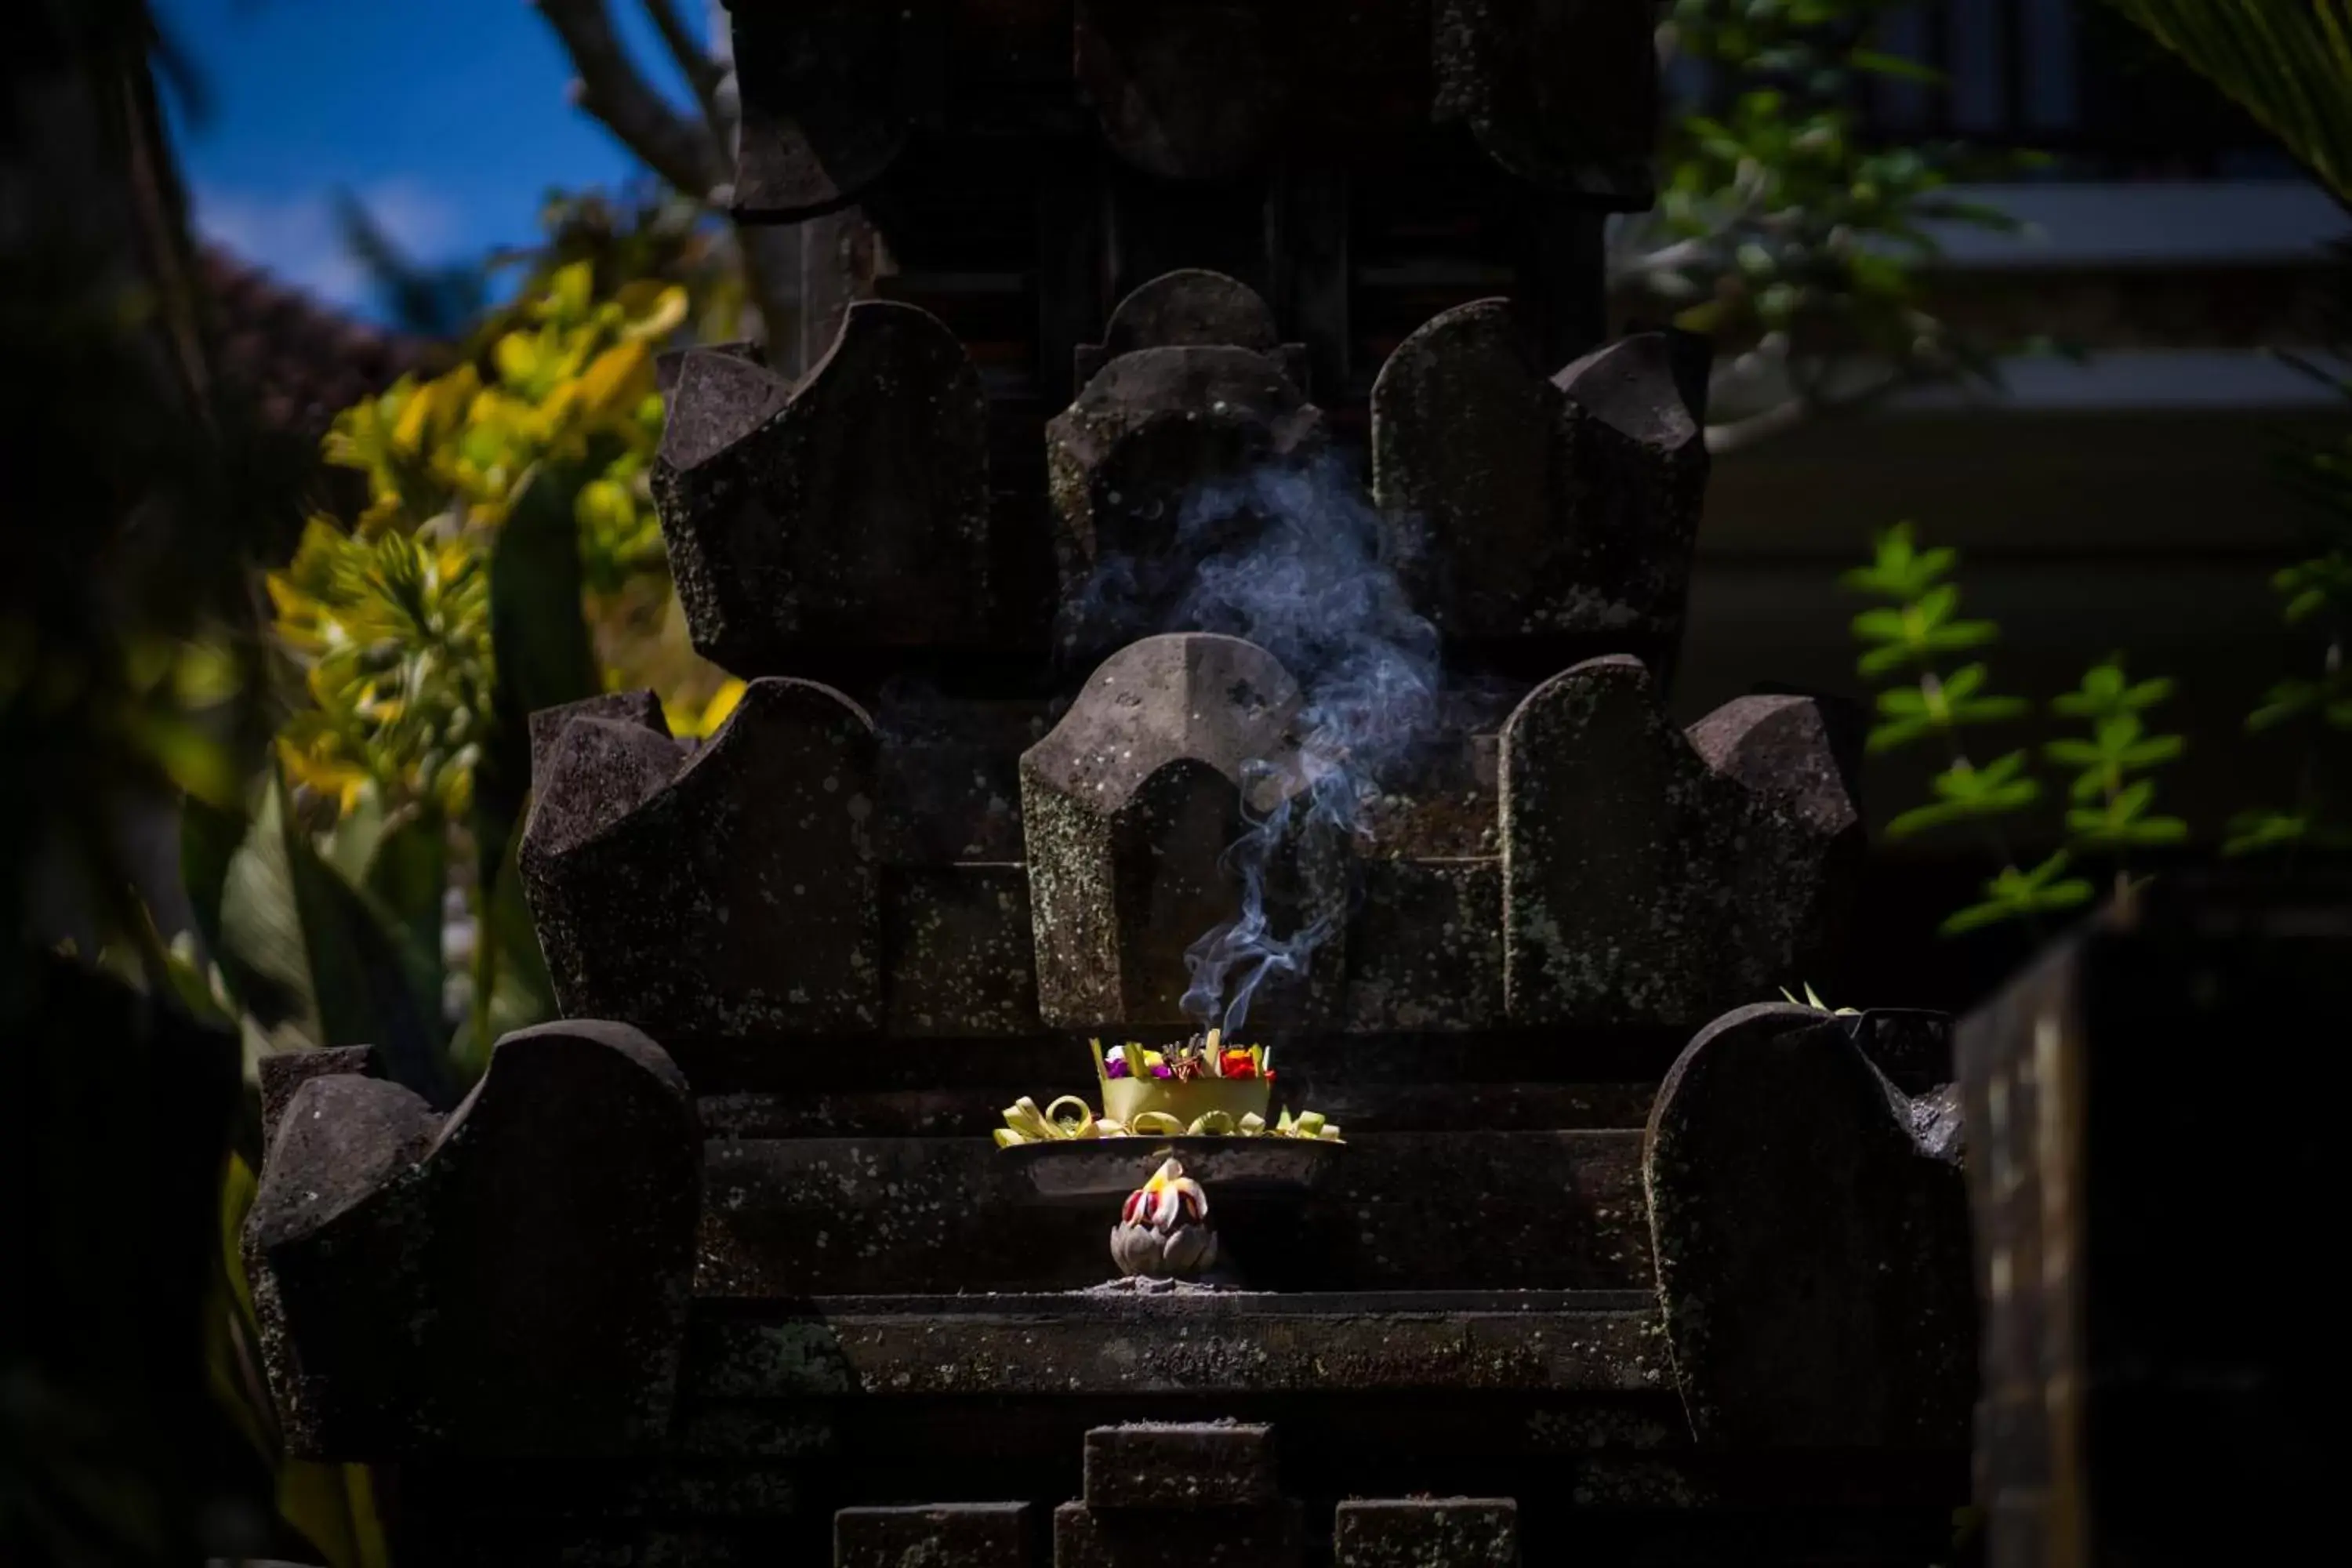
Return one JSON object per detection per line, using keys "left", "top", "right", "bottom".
{"left": 2044, "top": 659, "right": 2188, "bottom": 850}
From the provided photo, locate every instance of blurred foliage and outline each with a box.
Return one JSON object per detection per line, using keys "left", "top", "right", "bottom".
{"left": 1624, "top": 0, "right": 2046, "bottom": 446}
{"left": 1844, "top": 525, "right": 2187, "bottom": 935}
{"left": 2223, "top": 246, "right": 2352, "bottom": 854}
{"left": 2096, "top": 0, "right": 2352, "bottom": 207}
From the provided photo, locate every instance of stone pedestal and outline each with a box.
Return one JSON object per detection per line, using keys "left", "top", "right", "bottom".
{"left": 1057, "top": 1421, "right": 1299, "bottom": 1567}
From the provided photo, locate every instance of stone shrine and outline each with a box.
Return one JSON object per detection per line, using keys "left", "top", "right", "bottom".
{"left": 247, "top": 5, "right": 1977, "bottom": 1563}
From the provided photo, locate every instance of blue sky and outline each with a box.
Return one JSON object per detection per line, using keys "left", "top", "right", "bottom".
{"left": 159, "top": 0, "right": 697, "bottom": 317}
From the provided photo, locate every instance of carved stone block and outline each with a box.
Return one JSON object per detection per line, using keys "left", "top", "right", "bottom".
{"left": 653, "top": 300, "right": 989, "bottom": 673}
{"left": 521, "top": 679, "right": 884, "bottom": 1043}
{"left": 1958, "top": 877, "right": 2346, "bottom": 1568}
{"left": 1021, "top": 633, "right": 1343, "bottom": 1029}
{"left": 1073, "top": 269, "right": 1306, "bottom": 391}
{"left": 1083, "top": 1422, "right": 1277, "bottom": 1509}
{"left": 1644, "top": 1003, "right": 1974, "bottom": 1449}
{"left": 1047, "top": 276, "right": 1326, "bottom": 658}
{"left": 251, "top": 1021, "right": 700, "bottom": 1457}
{"left": 1500, "top": 658, "right": 1859, "bottom": 1026}
{"left": 1334, "top": 1497, "right": 1520, "bottom": 1567}
{"left": 1372, "top": 304, "right": 1705, "bottom": 648}
{"left": 1054, "top": 1500, "right": 1304, "bottom": 1568}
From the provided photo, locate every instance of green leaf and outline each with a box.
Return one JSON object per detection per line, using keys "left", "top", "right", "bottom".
{"left": 2096, "top": 1, "right": 2352, "bottom": 209}
{"left": 1851, "top": 606, "right": 1911, "bottom": 644}
{"left": 2043, "top": 738, "right": 2104, "bottom": 768}
{"left": 449, "top": 824, "right": 558, "bottom": 1083}
{"left": 1875, "top": 684, "right": 1929, "bottom": 717}
{"left": 1847, "top": 49, "right": 1944, "bottom": 85}
{"left": 1866, "top": 715, "right": 1936, "bottom": 753}
{"left": 1948, "top": 695, "right": 2027, "bottom": 725}
{"left": 1858, "top": 641, "right": 1920, "bottom": 679}
{"left": 474, "top": 459, "right": 603, "bottom": 897}
{"left": 2120, "top": 735, "right": 2186, "bottom": 768}
{"left": 1938, "top": 851, "right": 2096, "bottom": 936}
{"left": 213, "top": 766, "right": 448, "bottom": 1101}
{"left": 1921, "top": 618, "right": 1999, "bottom": 654}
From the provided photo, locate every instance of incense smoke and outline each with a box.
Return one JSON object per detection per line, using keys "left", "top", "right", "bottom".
{"left": 1078, "top": 450, "right": 1454, "bottom": 1033}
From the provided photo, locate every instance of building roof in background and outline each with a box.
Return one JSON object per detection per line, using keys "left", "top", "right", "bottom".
{"left": 199, "top": 243, "right": 436, "bottom": 440}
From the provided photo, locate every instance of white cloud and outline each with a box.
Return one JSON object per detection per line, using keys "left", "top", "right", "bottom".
{"left": 191, "top": 176, "right": 463, "bottom": 309}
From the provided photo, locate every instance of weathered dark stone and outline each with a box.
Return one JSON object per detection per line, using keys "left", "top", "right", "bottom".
{"left": 1370, "top": 300, "right": 1553, "bottom": 639}
{"left": 257, "top": 1044, "right": 379, "bottom": 1150}
{"left": 836, "top": 1501, "right": 1032, "bottom": 1568}
{"left": 884, "top": 863, "right": 1040, "bottom": 1036}
{"left": 1084, "top": 1422, "right": 1277, "bottom": 1509}
{"left": 1019, "top": 633, "right": 1344, "bottom": 1028}
{"left": 685, "top": 1293, "right": 1662, "bottom": 1401}
{"left": 1074, "top": 270, "right": 1305, "bottom": 393}
{"left": 1431, "top": 0, "right": 1657, "bottom": 205}
{"left": 1643, "top": 1004, "right": 1974, "bottom": 1449}
{"left": 653, "top": 301, "right": 989, "bottom": 673}
{"left": 1334, "top": 1497, "right": 1519, "bottom": 1567}
{"left": 1341, "top": 858, "right": 1504, "bottom": 1031}
{"left": 1075, "top": 2, "right": 1286, "bottom": 181}
{"left": 1552, "top": 333, "right": 1710, "bottom": 646}
{"left": 521, "top": 678, "right": 884, "bottom": 1042}
{"left": 728, "top": 3, "right": 921, "bottom": 220}
{"left": 1958, "top": 878, "right": 2344, "bottom": 1568}
{"left": 1047, "top": 347, "right": 1325, "bottom": 659}
{"left": 695, "top": 1131, "right": 1649, "bottom": 1296}
{"left": 1847, "top": 1008, "right": 1953, "bottom": 1098}
{"left": 1501, "top": 658, "right": 1860, "bottom": 1026}
{"left": 252, "top": 1020, "right": 701, "bottom": 1457}
{"left": 1370, "top": 304, "right": 1704, "bottom": 646}
{"left": 1054, "top": 1500, "right": 1303, "bottom": 1568}
{"left": 527, "top": 689, "right": 670, "bottom": 787}
{"left": 245, "top": 1073, "right": 442, "bottom": 1455}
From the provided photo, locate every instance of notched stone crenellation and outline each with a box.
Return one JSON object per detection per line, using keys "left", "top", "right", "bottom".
{"left": 1371, "top": 300, "right": 1706, "bottom": 652}
{"left": 249, "top": 1020, "right": 700, "bottom": 1458}
{"left": 1501, "top": 657, "right": 1860, "bottom": 1027}
{"left": 521, "top": 680, "right": 884, "bottom": 1044}
{"left": 1643, "top": 1003, "right": 1976, "bottom": 1450}
{"left": 653, "top": 299, "right": 990, "bottom": 673}
{"left": 1047, "top": 272, "right": 1327, "bottom": 662}
{"left": 1020, "top": 632, "right": 1345, "bottom": 1029}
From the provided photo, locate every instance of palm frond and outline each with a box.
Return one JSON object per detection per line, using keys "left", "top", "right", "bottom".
{"left": 2100, "top": 1, "right": 2352, "bottom": 207}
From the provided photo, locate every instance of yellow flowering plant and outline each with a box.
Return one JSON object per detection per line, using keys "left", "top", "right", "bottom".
{"left": 219, "top": 234, "right": 742, "bottom": 1094}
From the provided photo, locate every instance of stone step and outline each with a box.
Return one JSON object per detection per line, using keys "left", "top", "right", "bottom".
{"left": 696, "top": 1131, "right": 1653, "bottom": 1296}
{"left": 1083, "top": 1421, "right": 1278, "bottom": 1509}
{"left": 683, "top": 1290, "right": 1665, "bottom": 1401}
